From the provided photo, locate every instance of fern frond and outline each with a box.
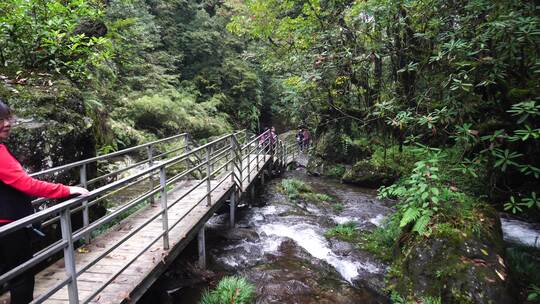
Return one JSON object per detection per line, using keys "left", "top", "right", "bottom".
{"left": 400, "top": 207, "right": 420, "bottom": 227}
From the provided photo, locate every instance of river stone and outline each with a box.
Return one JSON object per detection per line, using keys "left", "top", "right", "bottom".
{"left": 394, "top": 209, "right": 516, "bottom": 303}
{"left": 331, "top": 240, "right": 354, "bottom": 256}
{"left": 218, "top": 228, "right": 260, "bottom": 242}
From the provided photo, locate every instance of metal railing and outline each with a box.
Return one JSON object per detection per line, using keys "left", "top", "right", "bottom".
{"left": 0, "top": 129, "right": 298, "bottom": 304}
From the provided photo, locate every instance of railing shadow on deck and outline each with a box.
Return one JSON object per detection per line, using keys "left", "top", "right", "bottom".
{"left": 0, "top": 129, "right": 302, "bottom": 304}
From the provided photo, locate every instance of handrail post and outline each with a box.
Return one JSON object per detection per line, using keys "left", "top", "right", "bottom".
{"left": 209, "top": 145, "right": 214, "bottom": 173}
{"left": 185, "top": 133, "right": 191, "bottom": 154}
{"left": 225, "top": 144, "right": 229, "bottom": 172}
{"left": 60, "top": 208, "right": 79, "bottom": 304}
{"left": 229, "top": 136, "right": 235, "bottom": 183}
{"left": 239, "top": 142, "right": 243, "bottom": 190}
{"left": 256, "top": 141, "right": 260, "bottom": 171}
{"left": 247, "top": 144, "right": 251, "bottom": 184}
{"left": 282, "top": 142, "right": 285, "bottom": 166}
{"left": 159, "top": 165, "right": 170, "bottom": 250}
{"left": 80, "top": 164, "right": 90, "bottom": 244}
{"left": 280, "top": 142, "right": 283, "bottom": 166}
{"left": 147, "top": 144, "right": 155, "bottom": 205}
{"left": 206, "top": 145, "right": 212, "bottom": 206}
{"left": 283, "top": 142, "right": 286, "bottom": 165}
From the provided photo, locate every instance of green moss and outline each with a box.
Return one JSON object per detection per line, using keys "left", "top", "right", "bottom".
{"left": 280, "top": 178, "right": 334, "bottom": 204}
{"left": 325, "top": 222, "right": 358, "bottom": 242}
{"left": 280, "top": 178, "right": 312, "bottom": 201}
{"left": 359, "top": 215, "right": 400, "bottom": 262}
{"left": 331, "top": 203, "right": 344, "bottom": 212}
{"left": 325, "top": 164, "right": 346, "bottom": 179}
{"left": 506, "top": 245, "right": 540, "bottom": 288}
{"left": 302, "top": 192, "right": 333, "bottom": 203}
{"left": 313, "top": 130, "right": 372, "bottom": 164}
{"left": 369, "top": 145, "right": 420, "bottom": 177}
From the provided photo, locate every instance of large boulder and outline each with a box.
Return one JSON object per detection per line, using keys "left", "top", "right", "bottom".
{"left": 342, "top": 160, "right": 397, "bottom": 188}
{"left": 393, "top": 208, "right": 515, "bottom": 303}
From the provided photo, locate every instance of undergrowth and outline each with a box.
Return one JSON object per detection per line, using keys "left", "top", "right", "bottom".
{"left": 360, "top": 215, "right": 400, "bottom": 262}
{"left": 506, "top": 245, "right": 540, "bottom": 300}
{"left": 280, "top": 178, "right": 333, "bottom": 203}
{"left": 200, "top": 276, "right": 255, "bottom": 304}
{"left": 325, "top": 222, "right": 358, "bottom": 242}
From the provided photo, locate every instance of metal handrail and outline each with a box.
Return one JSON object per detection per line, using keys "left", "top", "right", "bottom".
{"left": 29, "top": 133, "right": 189, "bottom": 178}
{"left": 0, "top": 129, "right": 297, "bottom": 304}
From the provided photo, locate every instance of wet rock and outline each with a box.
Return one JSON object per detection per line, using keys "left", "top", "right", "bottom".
{"left": 331, "top": 240, "right": 354, "bottom": 256}
{"left": 285, "top": 279, "right": 312, "bottom": 294}
{"left": 342, "top": 160, "right": 397, "bottom": 188}
{"left": 218, "top": 228, "right": 260, "bottom": 242}
{"left": 206, "top": 213, "right": 229, "bottom": 229}
{"left": 306, "top": 155, "right": 325, "bottom": 176}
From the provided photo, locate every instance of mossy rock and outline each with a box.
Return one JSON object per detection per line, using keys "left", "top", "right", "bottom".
{"left": 1, "top": 80, "right": 95, "bottom": 183}
{"left": 341, "top": 160, "right": 398, "bottom": 188}
{"left": 392, "top": 208, "right": 515, "bottom": 303}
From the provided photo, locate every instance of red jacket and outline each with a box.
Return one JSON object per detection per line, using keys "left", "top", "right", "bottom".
{"left": 0, "top": 144, "right": 70, "bottom": 223}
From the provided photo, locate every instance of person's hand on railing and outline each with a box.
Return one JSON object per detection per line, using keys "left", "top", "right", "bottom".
{"left": 69, "top": 186, "right": 90, "bottom": 196}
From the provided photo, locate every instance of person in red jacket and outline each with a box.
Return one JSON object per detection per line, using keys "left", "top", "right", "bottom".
{"left": 0, "top": 100, "right": 89, "bottom": 304}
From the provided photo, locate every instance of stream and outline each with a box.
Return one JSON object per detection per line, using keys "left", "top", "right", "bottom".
{"left": 135, "top": 163, "right": 540, "bottom": 303}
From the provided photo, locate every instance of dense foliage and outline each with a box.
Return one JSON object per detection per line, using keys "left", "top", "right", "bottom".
{"left": 1, "top": 0, "right": 284, "bottom": 151}
{"left": 230, "top": 0, "right": 539, "bottom": 211}
{"left": 230, "top": 0, "right": 539, "bottom": 301}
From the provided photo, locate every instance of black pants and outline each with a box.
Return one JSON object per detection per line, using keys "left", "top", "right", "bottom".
{"left": 0, "top": 224, "right": 34, "bottom": 304}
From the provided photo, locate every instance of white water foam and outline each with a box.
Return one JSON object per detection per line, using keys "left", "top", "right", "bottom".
{"left": 501, "top": 217, "right": 540, "bottom": 248}
{"left": 331, "top": 216, "right": 355, "bottom": 225}
{"left": 260, "top": 205, "right": 289, "bottom": 215}
{"left": 368, "top": 214, "right": 385, "bottom": 227}
{"left": 257, "top": 223, "right": 379, "bottom": 282}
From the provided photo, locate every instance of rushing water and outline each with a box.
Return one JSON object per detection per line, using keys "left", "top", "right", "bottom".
{"left": 140, "top": 168, "right": 392, "bottom": 303}
{"left": 500, "top": 214, "right": 540, "bottom": 248}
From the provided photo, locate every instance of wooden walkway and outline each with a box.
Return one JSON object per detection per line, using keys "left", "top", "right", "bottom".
{"left": 27, "top": 154, "right": 271, "bottom": 303}
{"left": 0, "top": 130, "right": 301, "bottom": 304}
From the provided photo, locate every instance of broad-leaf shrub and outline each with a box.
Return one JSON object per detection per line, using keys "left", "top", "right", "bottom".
{"left": 379, "top": 153, "right": 478, "bottom": 236}
{"left": 0, "top": 0, "right": 111, "bottom": 79}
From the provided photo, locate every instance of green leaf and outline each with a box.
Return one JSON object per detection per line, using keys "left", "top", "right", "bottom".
{"left": 412, "top": 214, "right": 432, "bottom": 235}
{"left": 400, "top": 207, "right": 420, "bottom": 227}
